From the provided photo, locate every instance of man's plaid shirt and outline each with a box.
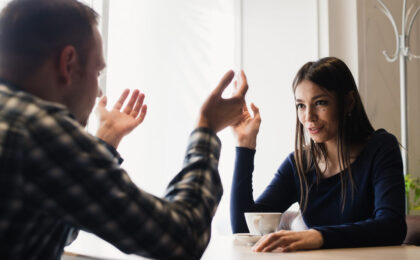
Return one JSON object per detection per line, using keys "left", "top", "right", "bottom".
{"left": 0, "top": 82, "right": 223, "bottom": 260}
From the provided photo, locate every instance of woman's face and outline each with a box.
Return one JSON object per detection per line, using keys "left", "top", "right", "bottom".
{"left": 295, "top": 80, "right": 339, "bottom": 146}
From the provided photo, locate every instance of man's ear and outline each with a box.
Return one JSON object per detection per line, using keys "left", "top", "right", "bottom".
{"left": 345, "top": 90, "right": 356, "bottom": 113}
{"left": 58, "top": 45, "right": 78, "bottom": 86}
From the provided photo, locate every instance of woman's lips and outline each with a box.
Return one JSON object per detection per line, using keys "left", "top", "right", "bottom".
{"left": 308, "top": 126, "right": 323, "bottom": 135}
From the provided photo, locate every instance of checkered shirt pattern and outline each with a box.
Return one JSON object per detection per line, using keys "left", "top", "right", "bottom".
{"left": 0, "top": 82, "right": 223, "bottom": 260}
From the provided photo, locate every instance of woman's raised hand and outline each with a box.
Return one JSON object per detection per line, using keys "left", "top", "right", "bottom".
{"left": 231, "top": 99, "right": 261, "bottom": 149}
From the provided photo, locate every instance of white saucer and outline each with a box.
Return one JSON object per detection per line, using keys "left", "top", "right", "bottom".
{"left": 234, "top": 233, "right": 262, "bottom": 245}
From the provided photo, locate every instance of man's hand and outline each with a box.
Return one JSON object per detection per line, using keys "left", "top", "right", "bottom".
{"left": 252, "top": 229, "right": 324, "bottom": 253}
{"left": 96, "top": 89, "right": 147, "bottom": 148}
{"left": 198, "top": 70, "right": 248, "bottom": 133}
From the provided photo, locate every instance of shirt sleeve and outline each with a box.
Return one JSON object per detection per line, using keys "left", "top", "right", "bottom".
{"left": 24, "top": 110, "right": 223, "bottom": 260}
{"left": 313, "top": 134, "right": 407, "bottom": 248}
{"left": 64, "top": 138, "right": 124, "bottom": 247}
{"left": 96, "top": 137, "right": 124, "bottom": 165}
{"left": 230, "top": 148, "right": 298, "bottom": 233}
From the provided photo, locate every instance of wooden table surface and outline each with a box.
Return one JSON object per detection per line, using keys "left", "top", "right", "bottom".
{"left": 64, "top": 233, "right": 420, "bottom": 260}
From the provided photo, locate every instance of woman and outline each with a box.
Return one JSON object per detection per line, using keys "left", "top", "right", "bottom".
{"left": 230, "top": 57, "right": 406, "bottom": 252}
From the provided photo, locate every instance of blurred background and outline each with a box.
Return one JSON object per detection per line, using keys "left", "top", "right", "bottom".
{"left": 1, "top": 0, "right": 419, "bottom": 258}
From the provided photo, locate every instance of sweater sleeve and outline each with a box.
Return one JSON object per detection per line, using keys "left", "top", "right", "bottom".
{"left": 313, "top": 134, "right": 407, "bottom": 248}
{"left": 230, "top": 149, "right": 298, "bottom": 233}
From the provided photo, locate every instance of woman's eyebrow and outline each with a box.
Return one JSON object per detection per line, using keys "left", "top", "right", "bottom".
{"left": 295, "top": 94, "right": 329, "bottom": 102}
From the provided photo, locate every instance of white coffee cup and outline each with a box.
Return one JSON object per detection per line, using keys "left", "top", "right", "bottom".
{"left": 244, "top": 212, "right": 282, "bottom": 235}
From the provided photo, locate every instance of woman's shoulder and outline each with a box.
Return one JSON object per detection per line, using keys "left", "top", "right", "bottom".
{"left": 272, "top": 151, "right": 299, "bottom": 179}
{"left": 275, "top": 151, "right": 298, "bottom": 171}
{"left": 286, "top": 150, "right": 310, "bottom": 172}
{"left": 367, "top": 128, "right": 399, "bottom": 147}
{"left": 360, "top": 129, "right": 400, "bottom": 159}
{"left": 289, "top": 148, "right": 311, "bottom": 161}
{"left": 288, "top": 151, "right": 299, "bottom": 165}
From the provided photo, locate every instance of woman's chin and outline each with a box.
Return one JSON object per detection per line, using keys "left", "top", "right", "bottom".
{"left": 310, "top": 136, "right": 325, "bottom": 144}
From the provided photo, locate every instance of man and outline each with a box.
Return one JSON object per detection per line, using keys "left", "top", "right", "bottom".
{"left": 0, "top": 0, "right": 248, "bottom": 259}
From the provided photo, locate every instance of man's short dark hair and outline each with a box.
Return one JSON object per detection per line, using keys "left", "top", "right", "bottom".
{"left": 0, "top": 0, "right": 98, "bottom": 80}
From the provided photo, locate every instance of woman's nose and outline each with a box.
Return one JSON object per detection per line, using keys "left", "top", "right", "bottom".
{"left": 306, "top": 106, "right": 317, "bottom": 122}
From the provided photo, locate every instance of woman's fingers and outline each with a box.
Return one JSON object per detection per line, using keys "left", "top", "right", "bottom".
{"left": 250, "top": 102, "right": 259, "bottom": 117}
{"left": 262, "top": 235, "right": 299, "bottom": 252}
{"left": 252, "top": 231, "right": 286, "bottom": 251}
{"left": 234, "top": 70, "right": 248, "bottom": 98}
{"left": 252, "top": 231, "right": 302, "bottom": 252}
{"left": 282, "top": 240, "right": 305, "bottom": 252}
{"left": 253, "top": 230, "right": 324, "bottom": 253}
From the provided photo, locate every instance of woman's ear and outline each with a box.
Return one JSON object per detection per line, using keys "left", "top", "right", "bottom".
{"left": 345, "top": 90, "right": 356, "bottom": 113}
{"left": 58, "top": 45, "right": 77, "bottom": 86}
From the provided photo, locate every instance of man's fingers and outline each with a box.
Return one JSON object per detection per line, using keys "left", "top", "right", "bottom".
{"left": 98, "top": 96, "right": 107, "bottom": 107}
{"left": 213, "top": 70, "right": 235, "bottom": 96}
{"left": 113, "top": 89, "right": 130, "bottom": 110}
{"left": 234, "top": 70, "right": 248, "bottom": 98}
{"left": 96, "top": 96, "right": 107, "bottom": 114}
{"left": 123, "top": 89, "right": 140, "bottom": 114}
{"left": 131, "top": 93, "right": 145, "bottom": 117}
{"left": 135, "top": 105, "right": 147, "bottom": 125}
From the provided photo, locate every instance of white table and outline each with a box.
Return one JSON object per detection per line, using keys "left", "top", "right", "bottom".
{"left": 64, "top": 233, "right": 420, "bottom": 260}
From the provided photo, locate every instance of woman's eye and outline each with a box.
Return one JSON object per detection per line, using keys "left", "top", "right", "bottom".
{"left": 296, "top": 103, "right": 304, "bottom": 109}
{"left": 315, "top": 100, "right": 327, "bottom": 106}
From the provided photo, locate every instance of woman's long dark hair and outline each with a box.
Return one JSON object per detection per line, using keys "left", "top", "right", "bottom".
{"left": 293, "top": 57, "right": 374, "bottom": 212}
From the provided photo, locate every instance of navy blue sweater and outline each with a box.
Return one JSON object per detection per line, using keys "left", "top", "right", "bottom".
{"left": 230, "top": 129, "right": 407, "bottom": 248}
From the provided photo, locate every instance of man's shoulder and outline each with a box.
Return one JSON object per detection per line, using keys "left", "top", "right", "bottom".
{"left": 0, "top": 84, "right": 71, "bottom": 124}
